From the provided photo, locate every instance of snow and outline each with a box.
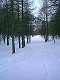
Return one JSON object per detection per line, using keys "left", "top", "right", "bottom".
{"left": 0, "top": 35, "right": 60, "bottom": 80}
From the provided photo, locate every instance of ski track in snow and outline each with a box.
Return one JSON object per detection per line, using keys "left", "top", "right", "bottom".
{"left": 0, "top": 35, "right": 60, "bottom": 80}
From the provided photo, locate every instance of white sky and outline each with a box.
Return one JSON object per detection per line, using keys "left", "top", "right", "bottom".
{"left": 32, "top": 0, "right": 43, "bottom": 17}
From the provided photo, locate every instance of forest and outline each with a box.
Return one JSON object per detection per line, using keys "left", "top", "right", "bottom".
{"left": 0, "top": 0, "right": 60, "bottom": 53}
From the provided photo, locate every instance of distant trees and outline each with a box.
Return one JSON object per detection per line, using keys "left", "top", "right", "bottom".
{"left": 49, "top": 0, "right": 60, "bottom": 36}
{"left": 38, "top": 0, "right": 60, "bottom": 41}
{"left": 38, "top": 0, "right": 49, "bottom": 42}
{"left": 53, "top": 0, "right": 60, "bottom": 35}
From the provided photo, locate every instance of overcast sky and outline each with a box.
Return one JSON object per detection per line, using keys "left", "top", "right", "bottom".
{"left": 1, "top": 0, "right": 43, "bottom": 17}
{"left": 32, "top": 0, "right": 43, "bottom": 17}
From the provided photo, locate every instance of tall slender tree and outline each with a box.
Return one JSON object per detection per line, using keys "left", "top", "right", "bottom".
{"left": 10, "top": 0, "right": 15, "bottom": 53}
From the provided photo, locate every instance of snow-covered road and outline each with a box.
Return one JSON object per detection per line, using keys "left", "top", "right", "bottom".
{"left": 0, "top": 35, "right": 60, "bottom": 80}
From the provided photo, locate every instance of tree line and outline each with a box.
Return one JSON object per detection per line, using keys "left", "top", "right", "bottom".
{"left": 37, "top": 0, "right": 60, "bottom": 41}
{"left": 0, "top": 0, "right": 60, "bottom": 54}
{"left": 0, "top": 0, "right": 33, "bottom": 53}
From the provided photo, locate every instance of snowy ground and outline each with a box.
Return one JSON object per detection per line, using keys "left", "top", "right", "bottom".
{"left": 0, "top": 35, "right": 60, "bottom": 80}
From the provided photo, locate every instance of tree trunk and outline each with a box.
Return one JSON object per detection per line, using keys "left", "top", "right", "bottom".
{"left": 45, "top": 35, "right": 48, "bottom": 42}
{"left": 3, "top": 35, "right": 5, "bottom": 44}
{"left": 0, "top": 35, "right": 1, "bottom": 44}
{"left": 7, "top": 34, "right": 9, "bottom": 46}
{"left": 18, "top": 35, "right": 21, "bottom": 48}
{"left": 27, "top": 36, "right": 29, "bottom": 43}
{"left": 22, "top": 35, "right": 25, "bottom": 48}
{"left": 29, "top": 36, "right": 31, "bottom": 43}
{"left": 52, "top": 35, "right": 55, "bottom": 43}
{"left": 45, "top": 15, "right": 48, "bottom": 42}
{"left": 12, "top": 35, "right": 15, "bottom": 54}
